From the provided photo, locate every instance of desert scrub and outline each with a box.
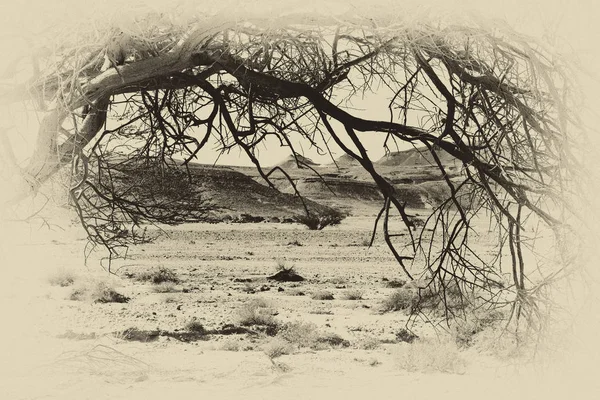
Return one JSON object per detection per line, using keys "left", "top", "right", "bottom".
{"left": 355, "top": 336, "right": 381, "bottom": 350}
{"left": 48, "top": 269, "right": 77, "bottom": 287}
{"left": 277, "top": 321, "right": 319, "bottom": 348}
{"left": 152, "top": 282, "right": 179, "bottom": 293}
{"left": 384, "top": 279, "right": 407, "bottom": 288}
{"left": 396, "top": 338, "right": 467, "bottom": 374}
{"left": 311, "top": 290, "right": 334, "bottom": 300}
{"left": 219, "top": 339, "right": 241, "bottom": 352}
{"left": 277, "top": 321, "right": 349, "bottom": 350}
{"left": 184, "top": 320, "right": 207, "bottom": 334}
{"left": 262, "top": 338, "right": 294, "bottom": 359}
{"left": 381, "top": 288, "right": 418, "bottom": 312}
{"left": 70, "top": 279, "right": 130, "bottom": 303}
{"left": 342, "top": 289, "right": 363, "bottom": 300}
{"left": 382, "top": 279, "right": 469, "bottom": 314}
{"left": 136, "top": 267, "right": 179, "bottom": 284}
{"left": 450, "top": 308, "right": 505, "bottom": 348}
{"left": 292, "top": 212, "right": 344, "bottom": 230}
{"left": 275, "top": 259, "right": 295, "bottom": 273}
{"left": 396, "top": 328, "right": 419, "bottom": 343}
{"left": 237, "top": 298, "right": 278, "bottom": 327}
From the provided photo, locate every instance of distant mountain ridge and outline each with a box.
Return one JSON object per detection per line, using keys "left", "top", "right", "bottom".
{"left": 375, "top": 146, "right": 457, "bottom": 167}
{"left": 276, "top": 154, "right": 319, "bottom": 169}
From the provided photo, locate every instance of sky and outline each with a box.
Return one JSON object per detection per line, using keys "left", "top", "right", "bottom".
{"left": 0, "top": 0, "right": 598, "bottom": 167}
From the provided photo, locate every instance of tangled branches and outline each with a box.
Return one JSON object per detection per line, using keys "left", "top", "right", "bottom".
{"left": 4, "top": 13, "right": 582, "bottom": 326}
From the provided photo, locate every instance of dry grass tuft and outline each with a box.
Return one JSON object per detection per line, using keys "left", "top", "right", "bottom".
{"left": 48, "top": 269, "right": 77, "bottom": 287}
{"left": 70, "top": 279, "right": 130, "bottom": 303}
{"left": 152, "top": 282, "right": 179, "bottom": 293}
{"left": 342, "top": 289, "right": 363, "bottom": 300}
{"left": 184, "top": 320, "right": 207, "bottom": 334}
{"left": 276, "top": 320, "right": 349, "bottom": 350}
{"left": 136, "top": 267, "right": 179, "bottom": 284}
{"left": 219, "top": 339, "right": 241, "bottom": 352}
{"left": 381, "top": 289, "right": 418, "bottom": 312}
{"left": 237, "top": 298, "right": 278, "bottom": 327}
{"left": 311, "top": 290, "right": 334, "bottom": 300}
{"left": 292, "top": 212, "right": 345, "bottom": 230}
{"left": 262, "top": 338, "right": 294, "bottom": 359}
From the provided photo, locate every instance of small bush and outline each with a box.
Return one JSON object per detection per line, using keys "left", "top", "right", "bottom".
{"left": 382, "top": 279, "right": 469, "bottom": 314}
{"left": 381, "top": 289, "right": 418, "bottom": 312}
{"left": 185, "top": 321, "right": 207, "bottom": 334}
{"left": 385, "top": 279, "right": 407, "bottom": 288}
{"left": 152, "top": 282, "right": 179, "bottom": 293}
{"left": 327, "top": 277, "right": 346, "bottom": 285}
{"left": 163, "top": 295, "right": 177, "bottom": 303}
{"left": 396, "top": 328, "right": 419, "bottom": 343}
{"left": 70, "top": 279, "right": 130, "bottom": 303}
{"left": 311, "top": 290, "right": 334, "bottom": 301}
{"left": 262, "top": 338, "right": 294, "bottom": 359}
{"left": 450, "top": 308, "right": 505, "bottom": 347}
{"left": 48, "top": 269, "right": 77, "bottom": 287}
{"left": 343, "top": 289, "right": 363, "bottom": 300}
{"left": 293, "top": 212, "right": 344, "bottom": 230}
{"left": 316, "top": 333, "right": 350, "bottom": 348}
{"left": 237, "top": 299, "right": 278, "bottom": 327}
{"left": 277, "top": 321, "right": 348, "bottom": 350}
{"left": 219, "top": 339, "right": 241, "bottom": 351}
{"left": 117, "top": 327, "right": 160, "bottom": 342}
{"left": 396, "top": 339, "right": 467, "bottom": 374}
{"left": 275, "top": 259, "right": 295, "bottom": 273}
{"left": 356, "top": 336, "right": 381, "bottom": 350}
{"left": 277, "top": 321, "right": 319, "bottom": 348}
{"left": 136, "top": 267, "right": 179, "bottom": 284}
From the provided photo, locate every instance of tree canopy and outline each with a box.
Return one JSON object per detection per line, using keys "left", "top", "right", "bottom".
{"left": 0, "top": 6, "right": 584, "bottom": 327}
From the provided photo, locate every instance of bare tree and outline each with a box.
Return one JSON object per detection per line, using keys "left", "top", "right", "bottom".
{"left": 0, "top": 11, "right": 582, "bottom": 327}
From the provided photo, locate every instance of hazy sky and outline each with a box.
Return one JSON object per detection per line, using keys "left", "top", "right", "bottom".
{"left": 0, "top": 0, "right": 597, "bottom": 167}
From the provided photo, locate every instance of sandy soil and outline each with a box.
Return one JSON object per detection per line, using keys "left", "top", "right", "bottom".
{"left": 1, "top": 212, "right": 598, "bottom": 400}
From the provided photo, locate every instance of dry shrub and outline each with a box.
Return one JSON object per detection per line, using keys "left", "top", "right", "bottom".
{"left": 136, "top": 267, "right": 179, "bottom": 284}
{"left": 397, "top": 339, "right": 467, "bottom": 374}
{"left": 48, "top": 269, "right": 77, "bottom": 287}
{"left": 396, "top": 328, "right": 419, "bottom": 343}
{"left": 70, "top": 279, "right": 130, "bottom": 303}
{"left": 219, "top": 339, "right": 241, "bottom": 352}
{"left": 293, "top": 212, "right": 344, "bottom": 230}
{"left": 450, "top": 308, "right": 505, "bottom": 347}
{"left": 185, "top": 321, "right": 207, "bottom": 334}
{"left": 262, "top": 338, "right": 294, "bottom": 359}
{"left": 356, "top": 336, "right": 381, "bottom": 350}
{"left": 316, "top": 332, "right": 350, "bottom": 348}
{"left": 163, "top": 295, "right": 177, "bottom": 303}
{"left": 384, "top": 279, "right": 407, "bottom": 288}
{"left": 277, "top": 321, "right": 349, "bottom": 350}
{"left": 152, "top": 282, "right": 179, "bottom": 293}
{"left": 275, "top": 259, "right": 295, "bottom": 273}
{"left": 342, "top": 289, "right": 363, "bottom": 300}
{"left": 237, "top": 298, "right": 278, "bottom": 327}
{"left": 277, "top": 321, "right": 320, "bottom": 348}
{"left": 382, "top": 289, "right": 418, "bottom": 312}
{"left": 116, "top": 327, "right": 159, "bottom": 342}
{"left": 311, "top": 290, "right": 334, "bottom": 300}
{"left": 382, "top": 278, "right": 474, "bottom": 315}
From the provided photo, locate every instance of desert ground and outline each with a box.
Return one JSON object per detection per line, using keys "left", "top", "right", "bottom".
{"left": 1, "top": 199, "right": 598, "bottom": 400}
{"left": 0, "top": 146, "right": 595, "bottom": 400}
